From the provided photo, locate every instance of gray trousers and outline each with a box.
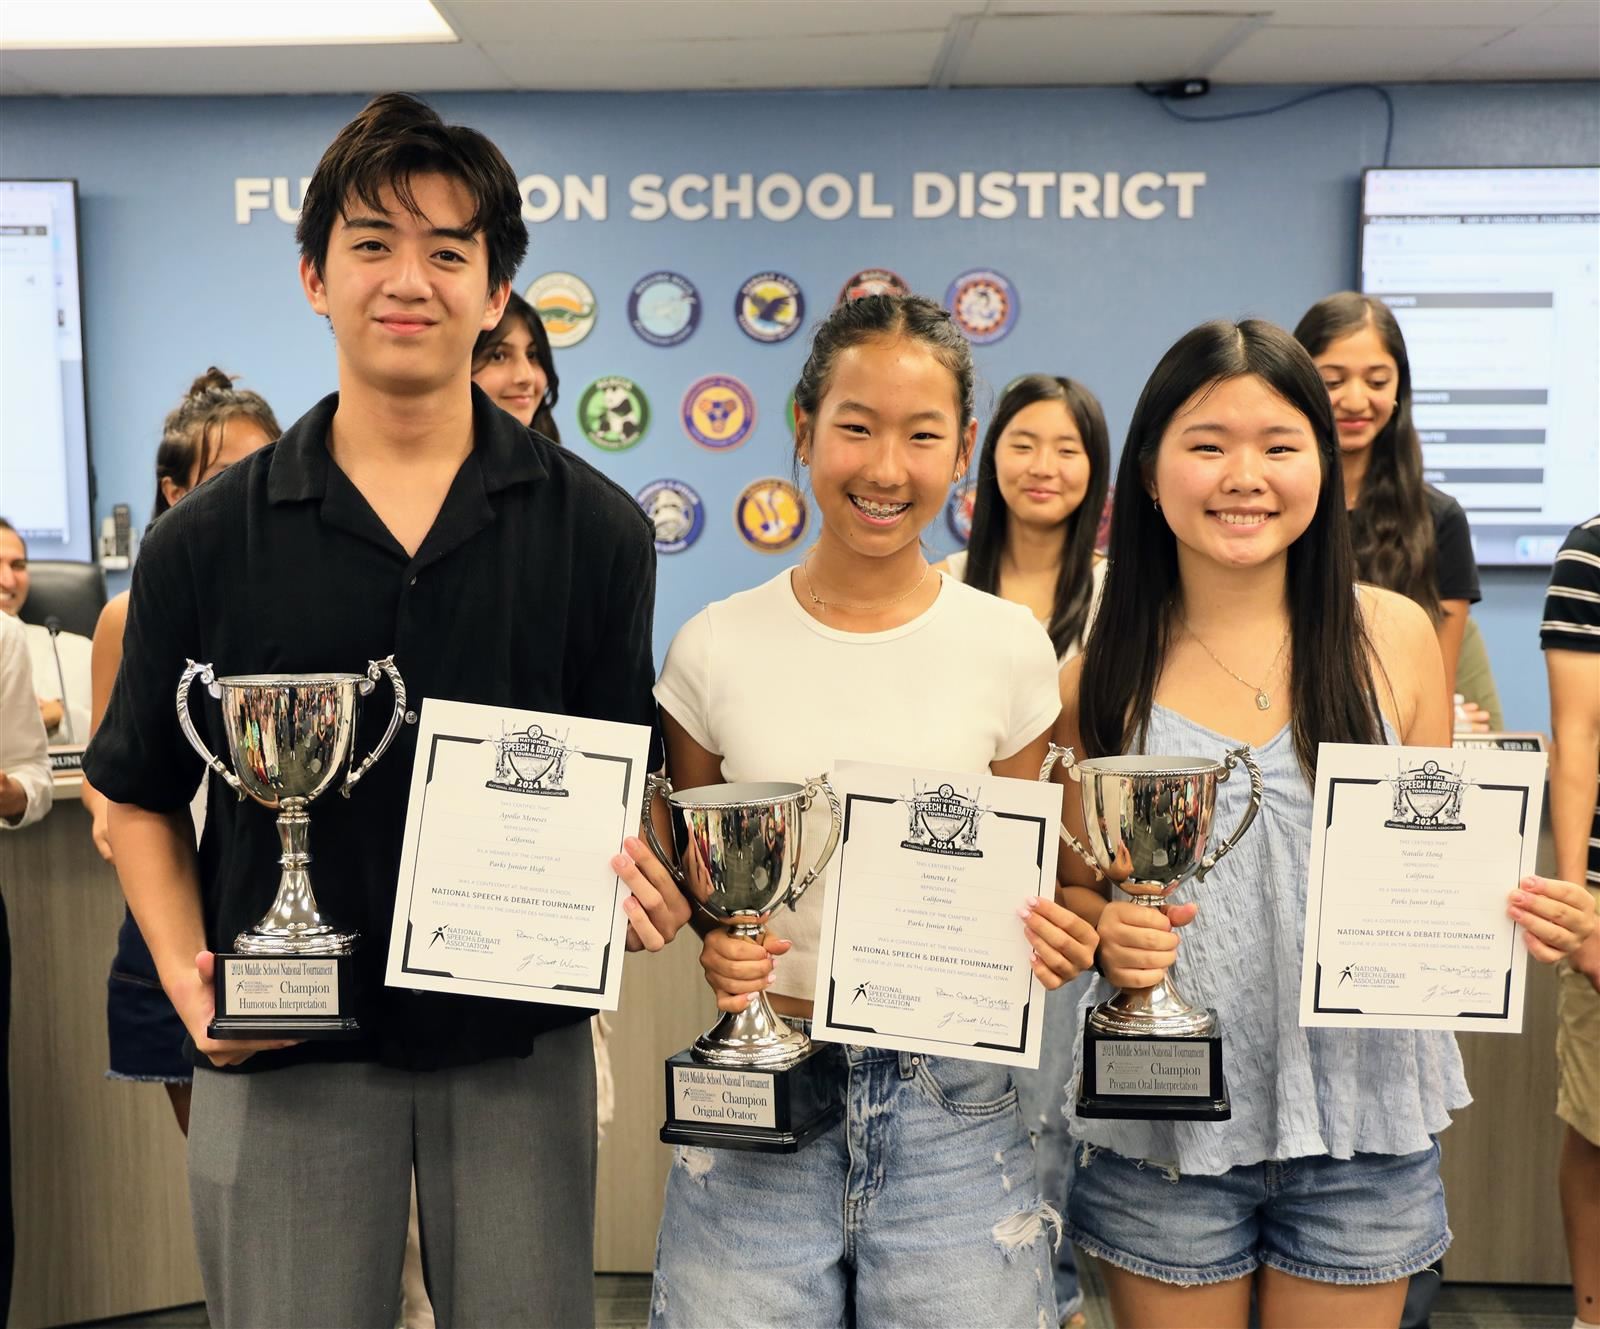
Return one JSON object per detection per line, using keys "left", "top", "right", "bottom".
{"left": 188, "top": 1019, "right": 596, "bottom": 1328}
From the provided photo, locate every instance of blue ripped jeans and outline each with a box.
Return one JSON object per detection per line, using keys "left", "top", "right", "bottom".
{"left": 650, "top": 1037, "right": 1059, "bottom": 1329}
{"left": 1013, "top": 975, "right": 1089, "bottom": 1318}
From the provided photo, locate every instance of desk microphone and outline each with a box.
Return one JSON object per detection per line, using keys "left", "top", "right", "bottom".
{"left": 44, "top": 616, "right": 76, "bottom": 744}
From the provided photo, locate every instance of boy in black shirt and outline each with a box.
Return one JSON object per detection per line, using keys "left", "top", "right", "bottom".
{"left": 85, "top": 94, "right": 687, "bottom": 1326}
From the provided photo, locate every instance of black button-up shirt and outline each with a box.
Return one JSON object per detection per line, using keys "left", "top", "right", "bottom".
{"left": 85, "top": 386, "right": 659, "bottom": 1072}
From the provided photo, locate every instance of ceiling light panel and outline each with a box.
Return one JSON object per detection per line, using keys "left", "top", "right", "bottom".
{"left": 0, "top": 0, "right": 457, "bottom": 50}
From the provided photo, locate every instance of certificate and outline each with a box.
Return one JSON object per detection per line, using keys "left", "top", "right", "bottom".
{"left": 1299, "top": 742, "right": 1545, "bottom": 1033}
{"left": 384, "top": 698, "right": 651, "bottom": 1010}
{"left": 809, "top": 759, "right": 1058, "bottom": 1067}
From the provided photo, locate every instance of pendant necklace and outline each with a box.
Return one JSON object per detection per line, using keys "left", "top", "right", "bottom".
{"left": 1183, "top": 620, "right": 1290, "bottom": 711}
{"left": 800, "top": 552, "right": 930, "bottom": 614}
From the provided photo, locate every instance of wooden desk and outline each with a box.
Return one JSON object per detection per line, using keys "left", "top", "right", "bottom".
{"left": 3, "top": 777, "right": 203, "bottom": 1328}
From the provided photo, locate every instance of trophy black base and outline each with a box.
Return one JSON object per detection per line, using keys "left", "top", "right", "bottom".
{"left": 1076, "top": 1009, "right": 1230, "bottom": 1121}
{"left": 208, "top": 951, "right": 361, "bottom": 1041}
{"left": 661, "top": 1044, "right": 842, "bottom": 1152}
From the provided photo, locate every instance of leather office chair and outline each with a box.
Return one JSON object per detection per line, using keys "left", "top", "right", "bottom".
{"left": 17, "top": 560, "right": 108, "bottom": 640}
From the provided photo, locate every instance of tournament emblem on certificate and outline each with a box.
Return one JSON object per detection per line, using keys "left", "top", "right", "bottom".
{"left": 384, "top": 699, "right": 651, "bottom": 1011}
{"left": 809, "top": 759, "right": 1061, "bottom": 1068}
{"left": 1298, "top": 743, "right": 1546, "bottom": 1033}
{"left": 900, "top": 781, "right": 983, "bottom": 857}
{"left": 486, "top": 723, "right": 571, "bottom": 797}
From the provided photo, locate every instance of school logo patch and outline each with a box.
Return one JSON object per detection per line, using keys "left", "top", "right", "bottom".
{"left": 735, "top": 478, "right": 808, "bottom": 554}
{"left": 628, "top": 271, "right": 700, "bottom": 347}
{"left": 636, "top": 479, "right": 705, "bottom": 555}
{"left": 735, "top": 272, "right": 804, "bottom": 343}
{"left": 945, "top": 269, "right": 1018, "bottom": 345}
{"left": 577, "top": 376, "right": 650, "bottom": 452}
{"left": 946, "top": 483, "right": 976, "bottom": 545}
{"left": 526, "top": 271, "right": 597, "bottom": 348}
{"left": 837, "top": 267, "right": 910, "bottom": 305}
{"left": 681, "top": 375, "right": 757, "bottom": 451}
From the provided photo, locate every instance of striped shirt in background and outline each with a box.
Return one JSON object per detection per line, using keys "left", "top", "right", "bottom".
{"left": 1540, "top": 514, "right": 1600, "bottom": 888}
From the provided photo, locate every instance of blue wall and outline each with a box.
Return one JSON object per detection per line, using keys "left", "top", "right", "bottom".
{"left": 3, "top": 83, "right": 1594, "bottom": 728}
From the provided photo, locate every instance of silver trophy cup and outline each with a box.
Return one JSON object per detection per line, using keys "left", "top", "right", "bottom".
{"left": 176, "top": 658, "right": 407, "bottom": 958}
{"left": 645, "top": 777, "right": 842, "bottom": 1068}
{"left": 1052, "top": 746, "right": 1263, "bottom": 1038}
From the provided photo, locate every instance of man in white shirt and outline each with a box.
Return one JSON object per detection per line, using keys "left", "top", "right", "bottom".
{"left": 0, "top": 610, "right": 51, "bottom": 829}
{"left": 0, "top": 519, "right": 93, "bottom": 744}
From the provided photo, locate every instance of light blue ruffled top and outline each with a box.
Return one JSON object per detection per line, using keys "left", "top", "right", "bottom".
{"left": 1067, "top": 704, "right": 1472, "bottom": 1176}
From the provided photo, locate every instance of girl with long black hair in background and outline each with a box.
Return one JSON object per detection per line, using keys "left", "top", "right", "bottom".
{"left": 1294, "top": 293, "right": 1480, "bottom": 709}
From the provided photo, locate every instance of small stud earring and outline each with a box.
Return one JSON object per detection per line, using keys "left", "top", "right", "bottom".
{"left": 1152, "top": 495, "right": 1161, "bottom": 511}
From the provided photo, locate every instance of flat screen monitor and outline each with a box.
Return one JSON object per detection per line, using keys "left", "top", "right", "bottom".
{"left": 1359, "top": 166, "right": 1600, "bottom": 566}
{"left": 0, "top": 179, "right": 92, "bottom": 561}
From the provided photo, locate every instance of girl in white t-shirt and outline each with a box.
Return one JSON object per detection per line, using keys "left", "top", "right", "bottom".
{"left": 646, "top": 294, "right": 1099, "bottom": 1329}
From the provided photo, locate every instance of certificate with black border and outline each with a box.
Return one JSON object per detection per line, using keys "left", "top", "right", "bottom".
{"left": 383, "top": 698, "right": 649, "bottom": 1010}
{"left": 809, "top": 758, "right": 1057, "bottom": 1068}
{"left": 1298, "top": 742, "right": 1545, "bottom": 1032}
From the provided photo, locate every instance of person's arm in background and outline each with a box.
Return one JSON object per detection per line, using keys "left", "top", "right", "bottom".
{"left": 1452, "top": 616, "right": 1502, "bottom": 734}
{"left": 1431, "top": 493, "right": 1482, "bottom": 724}
{"left": 1547, "top": 648, "right": 1600, "bottom": 987}
{"left": 1436, "top": 600, "right": 1470, "bottom": 707}
{"left": 0, "top": 614, "right": 52, "bottom": 829}
{"left": 79, "top": 593, "right": 129, "bottom": 861}
{"left": 1541, "top": 518, "right": 1600, "bottom": 990}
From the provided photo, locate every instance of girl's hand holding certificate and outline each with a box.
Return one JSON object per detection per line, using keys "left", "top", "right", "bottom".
{"left": 1509, "top": 873, "right": 1597, "bottom": 965}
{"left": 1020, "top": 894, "right": 1099, "bottom": 988}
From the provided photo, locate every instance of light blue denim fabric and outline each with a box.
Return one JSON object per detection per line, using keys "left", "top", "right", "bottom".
{"left": 1067, "top": 1137, "right": 1450, "bottom": 1286}
{"left": 650, "top": 1034, "right": 1059, "bottom": 1329}
{"left": 1013, "top": 975, "right": 1091, "bottom": 1320}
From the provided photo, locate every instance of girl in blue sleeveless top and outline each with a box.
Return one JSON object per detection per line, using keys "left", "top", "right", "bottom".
{"left": 1051, "top": 320, "right": 1596, "bottom": 1329}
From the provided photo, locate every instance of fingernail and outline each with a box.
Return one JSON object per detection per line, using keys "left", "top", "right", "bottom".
{"left": 1510, "top": 907, "right": 1525, "bottom": 920}
{"left": 764, "top": 975, "right": 776, "bottom": 986}
{"left": 1027, "top": 896, "right": 1043, "bottom": 908}
{"left": 1513, "top": 891, "right": 1530, "bottom": 906}
{"left": 1016, "top": 905, "right": 1032, "bottom": 921}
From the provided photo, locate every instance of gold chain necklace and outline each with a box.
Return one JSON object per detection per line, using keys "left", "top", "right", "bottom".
{"left": 1182, "top": 620, "right": 1291, "bottom": 712}
{"left": 800, "top": 552, "right": 930, "bottom": 614}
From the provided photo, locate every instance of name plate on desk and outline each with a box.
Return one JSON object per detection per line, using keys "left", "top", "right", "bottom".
{"left": 49, "top": 745, "right": 86, "bottom": 774}
{"left": 1453, "top": 732, "right": 1546, "bottom": 753}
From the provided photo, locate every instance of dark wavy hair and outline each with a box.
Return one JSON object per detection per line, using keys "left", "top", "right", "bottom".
{"left": 296, "top": 92, "right": 528, "bottom": 294}
{"left": 1078, "top": 319, "right": 1383, "bottom": 783}
{"left": 792, "top": 292, "right": 975, "bottom": 451}
{"left": 473, "top": 291, "right": 561, "bottom": 443}
{"left": 962, "top": 375, "right": 1110, "bottom": 657}
{"left": 1294, "top": 293, "right": 1441, "bottom": 620}
{"left": 153, "top": 369, "right": 281, "bottom": 522}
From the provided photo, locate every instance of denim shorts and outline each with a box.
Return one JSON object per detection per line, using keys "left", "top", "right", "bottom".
{"left": 651, "top": 1028, "right": 1059, "bottom": 1329}
{"left": 107, "top": 907, "right": 192, "bottom": 1084}
{"left": 1067, "top": 1138, "right": 1450, "bottom": 1287}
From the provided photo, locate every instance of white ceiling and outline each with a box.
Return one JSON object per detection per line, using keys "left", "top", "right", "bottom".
{"left": 1, "top": 0, "right": 1596, "bottom": 97}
